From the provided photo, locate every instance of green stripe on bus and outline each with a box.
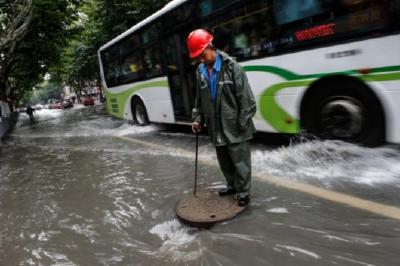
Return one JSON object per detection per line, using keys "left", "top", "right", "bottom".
{"left": 244, "top": 65, "right": 400, "bottom": 133}
{"left": 243, "top": 65, "right": 299, "bottom": 80}
{"left": 258, "top": 81, "right": 310, "bottom": 133}
{"left": 243, "top": 64, "right": 400, "bottom": 81}
{"left": 104, "top": 79, "right": 169, "bottom": 118}
{"left": 360, "top": 72, "right": 400, "bottom": 82}
{"left": 369, "top": 65, "right": 400, "bottom": 74}
{"left": 103, "top": 68, "right": 400, "bottom": 132}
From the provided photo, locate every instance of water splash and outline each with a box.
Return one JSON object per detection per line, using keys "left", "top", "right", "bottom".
{"left": 14, "top": 113, "right": 160, "bottom": 139}
{"left": 148, "top": 219, "right": 201, "bottom": 262}
{"left": 267, "top": 208, "right": 289, "bottom": 214}
{"left": 253, "top": 140, "right": 400, "bottom": 186}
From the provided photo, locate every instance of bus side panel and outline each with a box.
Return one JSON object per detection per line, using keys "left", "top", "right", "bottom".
{"left": 104, "top": 77, "right": 176, "bottom": 123}
{"left": 241, "top": 35, "right": 400, "bottom": 138}
{"left": 104, "top": 89, "right": 124, "bottom": 119}
{"left": 245, "top": 71, "right": 287, "bottom": 133}
{"left": 126, "top": 86, "right": 175, "bottom": 123}
{"left": 367, "top": 81, "right": 400, "bottom": 144}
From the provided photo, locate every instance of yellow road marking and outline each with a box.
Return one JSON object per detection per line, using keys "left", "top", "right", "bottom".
{"left": 115, "top": 136, "right": 400, "bottom": 220}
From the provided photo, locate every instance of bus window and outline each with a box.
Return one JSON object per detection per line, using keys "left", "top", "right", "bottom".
{"left": 199, "top": 0, "right": 235, "bottom": 17}
{"left": 143, "top": 46, "right": 163, "bottom": 78}
{"left": 163, "top": 37, "right": 179, "bottom": 73}
{"left": 208, "top": 0, "right": 398, "bottom": 61}
{"left": 121, "top": 52, "right": 144, "bottom": 84}
{"left": 210, "top": 0, "right": 274, "bottom": 60}
{"left": 140, "top": 24, "right": 163, "bottom": 78}
{"left": 272, "top": 0, "right": 396, "bottom": 53}
{"left": 119, "top": 34, "right": 145, "bottom": 84}
{"left": 392, "top": 0, "right": 400, "bottom": 27}
{"left": 161, "top": 2, "right": 194, "bottom": 32}
{"left": 120, "top": 34, "right": 141, "bottom": 56}
{"left": 299, "top": 0, "right": 393, "bottom": 41}
{"left": 273, "top": 0, "right": 324, "bottom": 25}
{"left": 141, "top": 25, "right": 158, "bottom": 45}
{"left": 101, "top": 46, "right": 121, "bottom": 87}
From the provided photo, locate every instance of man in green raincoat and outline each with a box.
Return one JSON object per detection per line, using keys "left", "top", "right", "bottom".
{"left": 187, "top": 29, "right": 257, "bottom": 206}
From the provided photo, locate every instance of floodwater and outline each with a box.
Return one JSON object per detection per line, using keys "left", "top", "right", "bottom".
{"left": 1, "top": 104, "right": 400, "bottom": 266}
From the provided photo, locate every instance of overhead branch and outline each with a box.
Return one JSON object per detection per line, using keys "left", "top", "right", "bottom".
{"left": 0, "top": 0, "right": 32, "bottom": 95}
{"left": 0, "top": 0, "right": 33, "bottom": 52}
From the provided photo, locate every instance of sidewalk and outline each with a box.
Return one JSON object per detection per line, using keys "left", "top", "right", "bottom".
{"left": 0, "top": 112, "right": 18, "bottom": 140}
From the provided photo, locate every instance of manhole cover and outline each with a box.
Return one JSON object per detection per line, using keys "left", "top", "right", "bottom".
{"left": 176, "top": 190, "right": 246, "bottom": 228}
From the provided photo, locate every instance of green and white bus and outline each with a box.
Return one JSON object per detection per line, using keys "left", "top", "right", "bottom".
{"left": 98, "top": 0, "right": 400, "bottom": 145}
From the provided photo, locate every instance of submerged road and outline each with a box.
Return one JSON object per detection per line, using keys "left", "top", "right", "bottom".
{"left": 116, "top": 135, "right": 400, "bottom": 220}
{"left": 1, "top": 104, "right": 399, "bottom": 265}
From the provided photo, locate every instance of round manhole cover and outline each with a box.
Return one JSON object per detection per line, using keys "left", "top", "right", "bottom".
{"left": 176, "top": 190, "right": 246, "bottom": 228}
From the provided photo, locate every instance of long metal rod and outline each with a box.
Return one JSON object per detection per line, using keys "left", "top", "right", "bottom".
{"left": 194, "top": 132, "right": 198, "bottom": 196}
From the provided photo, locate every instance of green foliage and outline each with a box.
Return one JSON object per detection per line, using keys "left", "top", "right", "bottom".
{"left": 57, "top": 0, "right": 171, "bottom": 92}
{"left": 20, "top": 80, "right": 63, "bottom": 105}
{"left": 1, "top": 0, "right": 172, "bottom": 104}
{"left": 37, "top": 81, "right": 63, "bottom": 103}
{"left": 0, "top": 0, "right": 82, "bottom": 103}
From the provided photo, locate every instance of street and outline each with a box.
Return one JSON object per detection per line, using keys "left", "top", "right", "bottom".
{"left": 1, "top": 104, "right": 399, "bottom": 266}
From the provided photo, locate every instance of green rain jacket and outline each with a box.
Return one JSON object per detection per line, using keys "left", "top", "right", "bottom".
{"left": 192, "top": 50, "right": 257, "bottom": 146}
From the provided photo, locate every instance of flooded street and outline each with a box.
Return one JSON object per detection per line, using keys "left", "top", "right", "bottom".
{"left": 1, "top": 104, "right": 400, "bottom": 266}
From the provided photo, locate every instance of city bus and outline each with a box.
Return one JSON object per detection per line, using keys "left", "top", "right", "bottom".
{"left": 98, "top": 0, "right": 400, "bottom": 146}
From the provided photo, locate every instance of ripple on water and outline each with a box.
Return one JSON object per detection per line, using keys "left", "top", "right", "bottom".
{"left": 274, "top": 244, "right": 321, "bottom": 259}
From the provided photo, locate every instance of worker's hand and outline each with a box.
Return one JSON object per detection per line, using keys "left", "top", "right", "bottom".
{"left": 192, "top": 122, "right": 202, "bottom": 133}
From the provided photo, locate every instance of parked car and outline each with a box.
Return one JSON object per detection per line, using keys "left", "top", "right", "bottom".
{"left": 63, "top": 99, "right": 74, "bottom": 109}
{"left": 50, "top": 101, "right": 63, "bottom": 109}
{"left": 82, "top": 97, "right": 95, "bottom": 106}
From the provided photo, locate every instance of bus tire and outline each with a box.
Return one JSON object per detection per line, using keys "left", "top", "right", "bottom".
{"left": 132, "top": 98, "right": 149, "bottom": 126}
{"left": 301, "top": 77, "right": 385, "bottom": 146}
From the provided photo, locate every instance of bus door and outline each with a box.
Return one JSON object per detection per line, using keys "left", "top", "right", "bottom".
{"left": 164, "top": 34, "right": 197, "bottom": 121}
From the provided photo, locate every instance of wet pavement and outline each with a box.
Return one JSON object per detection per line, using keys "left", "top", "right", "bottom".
{"left": 1, "top": 104, "right": 399, "bottom": 265}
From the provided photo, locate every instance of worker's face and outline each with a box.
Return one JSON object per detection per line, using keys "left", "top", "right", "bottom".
{"left": 198, "top": 47, "right": 215, "bottom": 66}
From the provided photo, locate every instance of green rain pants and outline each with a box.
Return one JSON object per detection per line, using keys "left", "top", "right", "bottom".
{"left": 215, "top": 140, "right": 251, "bottom": 195}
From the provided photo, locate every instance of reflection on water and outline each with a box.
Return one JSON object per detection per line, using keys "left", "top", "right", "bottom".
{"left": 1, "top": 105, "right": 399, "bottom": 265}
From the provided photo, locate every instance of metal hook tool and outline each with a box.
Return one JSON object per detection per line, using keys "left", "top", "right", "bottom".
{"left": 194, "top": 132, "right": 198, "bottom": 196}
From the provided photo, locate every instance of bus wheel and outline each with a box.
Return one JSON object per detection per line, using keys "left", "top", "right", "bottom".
{"left": 132, "top": 98, "right": 149, "bottom": 126}
{"left": 302, "top": 79, "right": 385, "bottom": 146}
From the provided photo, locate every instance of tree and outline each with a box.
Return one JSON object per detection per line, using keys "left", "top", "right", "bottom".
{"left": 58, "top": 0, "right": 171, "bottom": 100}
{"left": 1, "top": 0, "right": 172, "bottom": 105}
{"left": 0, "top": 0, "right": 33, "bottom": 97}
{"left": 0, "top": 0, "right": 81, "bottom": 104}
{"left": 19, "top": 80, "right": 63, "bottom": 106}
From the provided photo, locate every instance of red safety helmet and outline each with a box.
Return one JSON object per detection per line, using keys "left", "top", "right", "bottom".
{"left": 187, "top": 29, "right": 214, "bottom": 59}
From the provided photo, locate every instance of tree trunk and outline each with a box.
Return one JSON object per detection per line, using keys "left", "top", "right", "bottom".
{"left": 0, "top": 0, "right": 33, "bottom": 97}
